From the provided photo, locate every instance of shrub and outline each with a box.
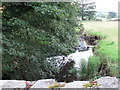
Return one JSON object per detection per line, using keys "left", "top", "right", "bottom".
{"left": 80, "top": 59, "right": 88, "bottom": 80}
{"left": 87, "top": 56, "right": 101, "bottom": 79}
{"left": 2, "top": 2, "right": 80, "bottom": 80}
{"left": 69, "top": 67, "right": 79, "bottom": 80}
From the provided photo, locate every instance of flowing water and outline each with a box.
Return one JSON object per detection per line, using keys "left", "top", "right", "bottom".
{"left": 47, "top": 38, "right": 94, "bottom": 81}
{"left": 67, "top": 47, "right": 93, "bottom": 69}
{"left": 67, "top": 40, "right": 93, "bottom": 69}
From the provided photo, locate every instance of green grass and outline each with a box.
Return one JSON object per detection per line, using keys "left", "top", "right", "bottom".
{"left": 82, "top": 21, "right": 118, "bottom": 47}
{"left": 94, "top": 40, "right": 118, "bottom": 76}
{"left": 81, "top": 21, "right": 118, "bottom": 77}
{"left": 87, "top": 56, "right": 101, "bottom": 79}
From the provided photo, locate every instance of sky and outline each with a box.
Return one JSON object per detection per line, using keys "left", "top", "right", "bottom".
{"left": 92, "top": 0, "right": 119, "bottom": 13}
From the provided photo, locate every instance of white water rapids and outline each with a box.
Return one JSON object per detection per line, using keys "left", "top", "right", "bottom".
{"left": 47, "top": 39, "right": 94, "bottom": 80}
{"left": 67, "top": 40, "right": 93, "bottom": 69}
{"left": 47, "top": 40, "right": 94, "bottom": 70}
{"left": 67, "top": 48, "right": 93, "bottom": 69}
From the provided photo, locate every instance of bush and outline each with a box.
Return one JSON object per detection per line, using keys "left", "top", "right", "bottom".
{"left": 80, "top": 59, "right": 88, "bottom": 80}
{"left": 2, "top": 2, "right": 80, "bottom": 80}
{"left": 69, "top": 67, "right": 79, "bottom": 80}
{"left": 87, "top": 56, "right": 101, "bottom": 79}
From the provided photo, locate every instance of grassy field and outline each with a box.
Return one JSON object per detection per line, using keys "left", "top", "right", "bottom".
{"left": 82, "top": 21, "right": 118, "bottom": 47}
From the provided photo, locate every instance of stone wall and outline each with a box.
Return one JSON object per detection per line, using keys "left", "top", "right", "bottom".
{"left": 1, "top": 77, "right": 119, "bottom": 90}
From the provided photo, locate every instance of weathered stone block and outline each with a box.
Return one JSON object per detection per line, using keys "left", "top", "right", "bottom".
{"left": 1, "top": 80, "right": 26, "bottom": 90}
{"left": 30, "top": 79, "right": 55, "bottom": 89}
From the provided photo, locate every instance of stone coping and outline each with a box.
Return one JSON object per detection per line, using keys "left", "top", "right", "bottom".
{"left": 0, "top": 77, "right": 119, "bottom": 89}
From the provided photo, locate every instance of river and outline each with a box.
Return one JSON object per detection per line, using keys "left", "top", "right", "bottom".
{"left": 47, "top": 37, "right": 94, "bottom": 81}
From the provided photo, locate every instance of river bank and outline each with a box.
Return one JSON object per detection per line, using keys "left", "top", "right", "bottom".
{"left": 78, "top": 29, "right": 118, "bottom": 79}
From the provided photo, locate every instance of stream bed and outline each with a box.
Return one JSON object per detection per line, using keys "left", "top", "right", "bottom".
{"left": 67, "top": 41, "right": 93, "bottom": 69}
{"left": 48, "top": 37, "right": 94, "bottom": 82}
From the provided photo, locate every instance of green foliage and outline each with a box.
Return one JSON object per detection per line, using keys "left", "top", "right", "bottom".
{"left": 94, "top": 40, "right": 118, "bottom": 77}
{"left": 69, "top": 67, "right": 78, "bottom": 75}
{"left": 80, "top": 56, "right": 101, "bottom": 80}
{"left": 95, "top": 40, "right": 118, "bottom": 63}
{"left": 80, "top": 59, "right": 88, "bottom": 80}
{"left": 107, "top": 12, "right": 117, "bottom": 19}
{"left": 69, "top": 67, "right": 78, "bottom": 80}
{"left": 87, "top": 56, "right": 100, "bottom": 79}
{"left": 75, "top": 23, "right": 84, "bottom": 35}
{"left": 84, "top": 30, "right": 118, "bottom": 79}
{"left": 80, "top": 0, "right": 96, "bottom": 20}
{"left": 2, "top": 2, "right": 80, "bottom": 80}
{"left": 86, "top": 30, "right": 106, "bottom": 39}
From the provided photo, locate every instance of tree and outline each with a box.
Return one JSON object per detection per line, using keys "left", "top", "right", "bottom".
{"left": 80, "top": 0, "right": 96, "bottom": 20}
{"left": 107, "top": 12, "right": 117, "bottom": 19}
{"left": 2, "top": 2, "right": 80, "bottom": 80}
